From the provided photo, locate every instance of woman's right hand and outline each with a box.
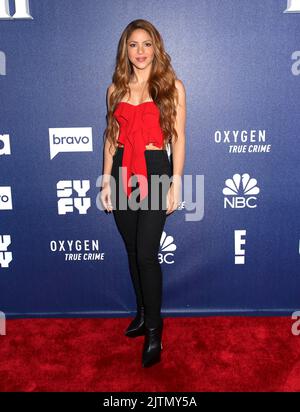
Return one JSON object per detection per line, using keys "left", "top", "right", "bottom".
{"left": 100, "top": 182, "right": 113, "bottom": 213}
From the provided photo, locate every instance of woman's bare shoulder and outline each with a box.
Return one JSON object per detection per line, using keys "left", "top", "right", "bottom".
{"left": 175, "top": 79, "right": 186, "bottom": 96}
{"left": 107, "top": 82, "right": 116, "bottom": 95}
{"left": 174, "top": 79, "right": 186, "bottom": 108}
{"left": 107, "top": 83, "right": 116, "bottom": 109}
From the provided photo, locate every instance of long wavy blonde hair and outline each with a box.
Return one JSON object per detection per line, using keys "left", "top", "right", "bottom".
{"left": 104, "top": 19, "right": 179, "bottom": 155}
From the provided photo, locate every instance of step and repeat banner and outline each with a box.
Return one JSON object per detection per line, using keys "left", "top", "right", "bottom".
{"left": 0, "top": 0, "right": 299, "bottom": 318}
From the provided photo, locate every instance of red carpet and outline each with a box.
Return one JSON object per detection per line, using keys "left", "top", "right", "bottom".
{"left": 0, "top": 316, "right": 299, "bottom": 392}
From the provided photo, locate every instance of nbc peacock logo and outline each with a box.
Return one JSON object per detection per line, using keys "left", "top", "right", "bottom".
{"left": 159, "top": 231, "right": 176, "bottom": 264}
{"left": 223, "top": 173, "right": 260, "bottom": 209}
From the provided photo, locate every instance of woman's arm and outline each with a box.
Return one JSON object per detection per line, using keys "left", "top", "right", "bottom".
{"left": 102, "top": 83, "right": 116, "bottom": 187}
{"left": 171, "top": 79, "right": 186, "bottom": 180}
{"left": 166, "top": 79, "right": 186, "bottom": 214}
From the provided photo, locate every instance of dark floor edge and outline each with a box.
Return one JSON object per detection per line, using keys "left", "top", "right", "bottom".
{"left": 2, "top": 308, "right": 298, "bottom": 320}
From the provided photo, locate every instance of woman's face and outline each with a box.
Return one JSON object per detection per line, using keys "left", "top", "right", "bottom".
{"left": 127, "top": 29, "right": 155, "bottom": 70}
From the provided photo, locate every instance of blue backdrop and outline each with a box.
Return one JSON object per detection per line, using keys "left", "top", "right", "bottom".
{"left": 0, "top": 0, "right": 299, "bottom": 319}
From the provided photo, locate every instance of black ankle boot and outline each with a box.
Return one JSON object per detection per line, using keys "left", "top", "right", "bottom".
{"left": 142, "top": 318, "right": 163, "bottom": 367}
{"left": 124, "top": 306, "right": 145, "bottom": 337}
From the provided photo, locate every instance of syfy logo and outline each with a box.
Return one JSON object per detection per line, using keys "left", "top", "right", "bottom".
{"left": 223, "top": 173, "right": 260, "bottom": 209}
{"left": 57, "top": 180, "right": 91, "bottom": 215}
{"left": 49, "top": 128, "right": 93, "bottom": 160}
{"left": 0, "top": 186, "right": 13, "bottom": 210}
{"left": 234, "top": 230, "right": 246, "bottom": 264}
{"left": 0, "top": 51, "right": 6, "bottom": 76}
{"left": 0, "top": 134, "right": 11, "bottom": 155}
{"left": 284, "top": 0, "right": 300, "bottom": 12}
{"left": 0, "top": 234, "right": 12, "bottom": 269}
{"left": 0, "top": 0, "right": 33, "bottom": 19}
{"left": 158, "top": 231, "right": 176, "bottom": 264}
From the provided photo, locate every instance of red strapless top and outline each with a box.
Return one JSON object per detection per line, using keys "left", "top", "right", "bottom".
{"left": 113, "top": 101, "right": 164, "bottom": 201}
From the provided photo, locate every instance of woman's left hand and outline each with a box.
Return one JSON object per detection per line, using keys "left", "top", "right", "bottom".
{"left": 166, "top": 179, "right": 181, "bottom": 215}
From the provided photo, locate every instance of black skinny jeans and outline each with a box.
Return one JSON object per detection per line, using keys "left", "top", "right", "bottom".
{"left": 111, "top": 147, "right": 172, "bottom": 328}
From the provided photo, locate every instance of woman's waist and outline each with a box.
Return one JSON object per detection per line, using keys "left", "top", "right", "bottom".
{"left": 113, "top": 145, "right": 169, "bottom": 161}
{"left": 112, "top": 146, "right": 171, "bottom": 178}
{"left": 117, "top": 142, "right": 166, "bottom": 151}
{"left": 116, "top": 145, "right": 168, "bottom": 155}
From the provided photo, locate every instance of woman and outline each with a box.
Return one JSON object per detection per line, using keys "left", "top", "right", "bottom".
{"left": 100, "top": 19, "right": 186, "bottom": 368}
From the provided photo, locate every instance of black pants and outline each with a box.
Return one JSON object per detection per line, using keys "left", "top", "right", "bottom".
{"left": 111, "top": 147, "right": 172, "bottom": 328}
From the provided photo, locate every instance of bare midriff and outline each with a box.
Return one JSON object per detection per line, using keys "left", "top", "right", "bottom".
{"left": 117, "top": 142, "right": 163, "bottom": 150}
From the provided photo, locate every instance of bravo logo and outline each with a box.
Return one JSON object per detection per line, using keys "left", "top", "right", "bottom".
{"left": 49, "top": 128, "right": 93, "bottom": 159}
{"left": 0, "top": 186, "right": 12, "bottom": 210}
{"left": 0, "top": 0, "right": 33, "bottom": 19}
{"left": 0, "top": 134, "right": 10, "bottom": 155}
{"left": 223, "top": 173, "right": 260, "bottom": 209}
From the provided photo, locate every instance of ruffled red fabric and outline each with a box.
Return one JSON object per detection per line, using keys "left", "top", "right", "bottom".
{"left": 113, "top": 102, "right": 164, "bottom": 201}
